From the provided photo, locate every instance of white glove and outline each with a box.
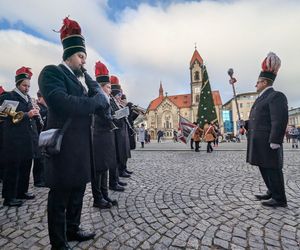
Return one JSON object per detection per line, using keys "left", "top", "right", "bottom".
{"left": 270, "top": 143, "right": 280, "bottom": 149}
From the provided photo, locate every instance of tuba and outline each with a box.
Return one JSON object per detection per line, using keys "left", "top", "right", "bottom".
{"left": 0, "top": 107, "right": 24, "bottom": 124}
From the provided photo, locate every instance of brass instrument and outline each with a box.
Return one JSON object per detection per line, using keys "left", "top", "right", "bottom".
{"left": 110, "top": 95, "right": 136, "bottom": 136}
{"left": 131, "top": 105, "right": 146, "bottom": 115}
{"left": 0, "top": 107, "right": 24, "bottom": 124}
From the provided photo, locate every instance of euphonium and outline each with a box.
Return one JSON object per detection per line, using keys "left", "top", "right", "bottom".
{"left": 0, "top": 107, "right": 24, "bottom": 124}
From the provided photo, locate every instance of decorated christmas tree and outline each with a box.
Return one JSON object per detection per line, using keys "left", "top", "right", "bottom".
{"left": 197, "top": 65, "right": 217, "bottom": 128}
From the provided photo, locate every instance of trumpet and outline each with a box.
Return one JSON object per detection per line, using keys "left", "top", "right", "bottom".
{"left": 131, "top": 105, "right": 146, "bottom": 115}
{"left": 0, "top": 107, "right": 24, "bottom": 124}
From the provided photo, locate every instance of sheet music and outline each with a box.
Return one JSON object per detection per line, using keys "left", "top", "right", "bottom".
{"left": 113, "top": 106, "right": 129, "bottom": 120}
{"left": 0, "top": 100, "right": 19, "bottom": 112}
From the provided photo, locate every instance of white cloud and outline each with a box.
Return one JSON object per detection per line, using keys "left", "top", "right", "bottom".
{"left": 0, "top": 0, "right": 299, "bottom": 108}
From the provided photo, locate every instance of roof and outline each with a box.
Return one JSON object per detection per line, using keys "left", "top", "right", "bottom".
{"left": 147, "top": 91, "right": 222, "bottom": 111}
{"left": 190, "top": 49, "right": 203, "bottom": 66}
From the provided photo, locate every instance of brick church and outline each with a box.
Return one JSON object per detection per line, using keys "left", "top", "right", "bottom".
{"left": 145, "top": 48, "right": 222, "bottom": 140}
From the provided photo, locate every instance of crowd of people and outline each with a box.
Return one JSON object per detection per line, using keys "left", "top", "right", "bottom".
{"left": 0, "top": 17, "right": 142, "bottom": 250}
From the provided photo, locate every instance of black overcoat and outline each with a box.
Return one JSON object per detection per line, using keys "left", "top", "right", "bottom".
{"left": 92, "top": 111, "right": 117, "bottom": 173}
{"left": 38, "top": 64, "right": 101, "bottom": 189}
{"left": 246, "top": 88, "right": 288, "bottom": 168}
{"left": 0, "top": 91, "right": 39, "bottom": 161}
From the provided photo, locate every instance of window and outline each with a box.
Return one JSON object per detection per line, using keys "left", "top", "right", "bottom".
{"left": 195, "top": 87, "right": 200, "bottom": 93}
{"left": 240, "top": 103, "right": 243, "bottom": 108}
{"left": 166, "top": 121, "right": 169, "bottom": 129}
{"left": 196, "top": 95, "right": 200, "bottom": 102}
{"left": 194, "top": 71, "right": 200, "bottom": 80}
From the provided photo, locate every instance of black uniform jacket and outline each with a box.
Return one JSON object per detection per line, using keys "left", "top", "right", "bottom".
{"left": 38, "top": 64, "right": 101, "bottom": 189}
{"left": 0, "top": 91, "right": 39, "bottom": 162}
{"left": 246, "top": 88, "right": 288, "bottom": 168}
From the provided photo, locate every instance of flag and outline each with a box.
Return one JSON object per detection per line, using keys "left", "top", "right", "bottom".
{"left": 197, "top": 65, "right": 218, "bottom": 128}
{"left": 178, "top": 115, "right": 197, "bottom": 144}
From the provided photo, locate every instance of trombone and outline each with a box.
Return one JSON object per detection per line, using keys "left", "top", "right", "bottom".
{"left": 0, "top": 107, "right": 24, "bottom": 124}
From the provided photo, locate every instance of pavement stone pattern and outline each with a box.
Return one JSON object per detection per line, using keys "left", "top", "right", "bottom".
{"left": 0, "top": 146, "right": 300, "bottom": 249}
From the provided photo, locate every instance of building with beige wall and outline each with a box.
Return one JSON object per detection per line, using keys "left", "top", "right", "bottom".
{"left": 288, "top": 107, "right": 300, "bottom": 127}
{"left": 222, "top": 92, "right": 258, "bottom": 135}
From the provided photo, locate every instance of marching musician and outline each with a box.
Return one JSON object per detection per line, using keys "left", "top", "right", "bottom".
{"left": 38, "top": 17, "right": 108, "bottom": 249}
{"left": 90, "top": 61, "right": 118, "bottom": 209}
{"left": 109, "top": 75, "right": 131, "bottom": 191}
{"left": 32, "top": 90, "right": 48, "bottom": 187}
{"left": 0, "top": 67, "right": 39, "bottom": 207}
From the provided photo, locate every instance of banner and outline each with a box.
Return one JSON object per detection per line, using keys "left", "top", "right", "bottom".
{"left": 178, "top": 115, "right": 197, "bottom": 144}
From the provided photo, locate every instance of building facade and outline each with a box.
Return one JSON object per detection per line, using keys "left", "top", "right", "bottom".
{"left": 222, "top": 92, "right": 258, "bottom": 135}
{"left": 288, "top": 107, "right": 300, "bottom": 127}
{"left": 145, "top": 49, "right": 222, "bottom": 140}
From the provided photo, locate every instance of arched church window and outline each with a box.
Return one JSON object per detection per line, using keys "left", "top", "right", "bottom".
{"left": 194, "top": 71, "right": 200, "bottom": 81}
{"left": 196, "top": 95, "right": 200, "bottom": 102}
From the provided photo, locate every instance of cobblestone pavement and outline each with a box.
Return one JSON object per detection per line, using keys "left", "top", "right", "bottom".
{"left": 0, "top": 150, "right": 300, "bottom": 249}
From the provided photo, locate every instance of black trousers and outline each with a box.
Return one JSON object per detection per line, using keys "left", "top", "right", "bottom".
{"left": 33, "top": 157, "right": 45, "bottom": 184}
{"left": 195, "top": 141, "right": 200, "bottom": 151}
{"left": 91, "top": 170, "right": 109, "bottom": 202}
{"left": 47, "top": 186, "right": 85, "bottom": 247}
{"left": 2, "top": 158, "right": 32, "bottom": 199}
{"left": 259, "top": 166, "right": 286, "bottom": 202}
{"left": 190, "top": 139, "right": 194, "bottom": 149}
{"left": 109, "top": 162, "right": 119, "bottom": 187}
{"left": 207, "top": 142, "right": 213, "bottom": 152}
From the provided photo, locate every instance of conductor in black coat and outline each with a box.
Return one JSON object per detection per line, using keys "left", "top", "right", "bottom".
{"left": 38, "top": 18, "right": 109, "bottom": 250}
{"left": 246, "top": 52, "right": 288, "bottom": 208}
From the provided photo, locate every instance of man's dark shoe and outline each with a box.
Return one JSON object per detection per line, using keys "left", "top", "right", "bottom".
{"left": 109, "top": 185, "right": 125, "bottom": 192}
{"left": 67, "top": 229, "right": 96, "bottom": 242}
{"left": 51, "top": 242, "right": 72, "bottom": 250}
{"left": 125, "top": 169, "right": 133, "bottom": 175}
{"left": 3, "top": 198, "right": 23, "bottom": 207}
{"left": 261, "top": 198, "right": 287, "bottom": 208}
{"left": 255, "top": 193, "right": 272, "bottom": 200}
{"left": 34, "top": 182, "right": 46, "bottom": 188}
{"left": 17, "top": 192, "right": 35, "bottom": 200}
{"left": 104, "top": 197, "right": 118, "bottom": 206}
{"left": 93, "top": 198, "right": 112, "bottom": 209}
{"left": 118, "top": 181, "right": 127, "bottom": 186}
{"left": 119, "top": 171, "right": 131, "bottom": 178}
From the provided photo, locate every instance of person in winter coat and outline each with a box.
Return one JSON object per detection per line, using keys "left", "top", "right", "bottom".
{"left": 246, "top": 52, "right": 288, "bottom": 208}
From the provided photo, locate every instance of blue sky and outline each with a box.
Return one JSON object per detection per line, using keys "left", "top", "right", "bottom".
{"left": 0, "top": 0, "right": 299, "bottom": 109}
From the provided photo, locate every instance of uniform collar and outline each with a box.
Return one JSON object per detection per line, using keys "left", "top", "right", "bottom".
{"left": 258, "top": 86, "right": 273, "bottom": 97}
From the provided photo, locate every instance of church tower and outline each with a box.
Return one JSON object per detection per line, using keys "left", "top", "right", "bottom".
{"left": 190, "top": 46, "right": 204, "bottom": 122}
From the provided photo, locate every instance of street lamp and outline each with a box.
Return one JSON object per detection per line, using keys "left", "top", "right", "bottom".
{"left": 227, "top": 68, "right": 244, "bottom": 130}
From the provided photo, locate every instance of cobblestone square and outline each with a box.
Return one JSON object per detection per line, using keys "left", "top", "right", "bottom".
{"left": 1, "top": 143, "right": 300, "bottom": 249}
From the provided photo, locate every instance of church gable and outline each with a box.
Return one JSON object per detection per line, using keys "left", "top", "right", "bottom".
{"left": 157, "top": 97, "right": 177, "bottom": 112}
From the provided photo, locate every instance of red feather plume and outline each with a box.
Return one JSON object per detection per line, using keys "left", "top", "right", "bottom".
{"left": 110, "top": 75, "right": 119, "bottom": 85}
{"left": 261, "top": 52, "right": 281, "bottom": 74}
{"left": 60, "top": 17, "right": 82, "bottom": 40}
{"left": 16, "top": 67, "right": 33, "bottom": 78}
{"left": 95, "top": 61, "right": 109, "bottom": 77}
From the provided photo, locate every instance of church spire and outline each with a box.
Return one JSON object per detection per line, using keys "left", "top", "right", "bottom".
{"left": 159, "top": 81, "right": 164, "bottom": 97}
{"left": 190, "top": 45, "right": 203, "bottom": 67}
